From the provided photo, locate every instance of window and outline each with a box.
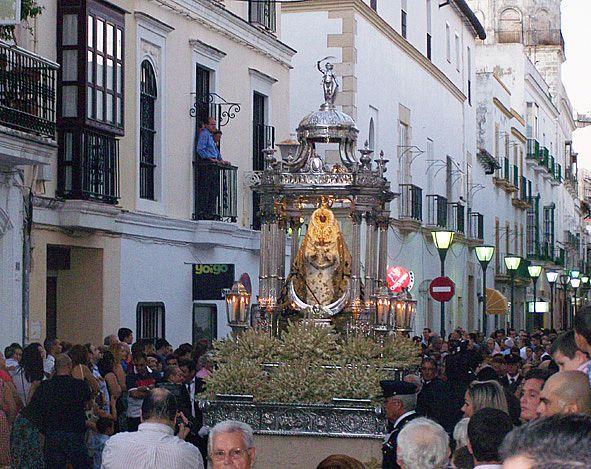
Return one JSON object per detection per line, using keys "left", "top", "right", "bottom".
{"left": 369, "top": 118, "right": 375, "bottom": 150}
{"left": 499, "top": 8, "right": 522, "bottom": 43}
{"left": 140, "top": 60, "right": 157, "bottom": 200}
{"left": 370, "top": 0, "right": 377, "bottom": 11}
{"left": 399, "top": 121, "right": 410, "bottom": 183}
{"left": 455, "top": 33, "right": 460, "bottom": 71}
{"left": 543, "top": 205, "right": 555, "bottom": 258}
{"left": 137, "top": 302, "right": 165, "bottom": 340}
{"left": 249, "top": 0, "right": 276, "bottom": 32}
{"left": 426, "top": 0, "right": 432, "bottom": 60}
{"left": 87, "top": 14, "right": 124, "bottom": 128}
{"left": 401, "top": 0, "right": 408, "bottom": 39}
{"left": 446, "top": 24, "right": 451, "bottom": 62}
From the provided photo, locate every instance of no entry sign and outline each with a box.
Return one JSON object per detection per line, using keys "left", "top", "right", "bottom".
{"left": 429, "top": 276, "right": 455, "bottom": 302}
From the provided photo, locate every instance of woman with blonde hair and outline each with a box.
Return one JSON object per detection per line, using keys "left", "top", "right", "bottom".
{"left": 461, "top": 380, "right": 508, "bottom": 417}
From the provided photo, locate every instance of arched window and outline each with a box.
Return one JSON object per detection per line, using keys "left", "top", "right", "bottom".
{"left": 369, "top": 118, "right": 375, "bottom": 150}
{"left": 498, "top": 8, "right": 522, "bottom": 43}
{"left": 140, "top": 60, "right": 157, "bottom": 200}
{"left": 535, "top": 9, "right": 553, "bottom": 44}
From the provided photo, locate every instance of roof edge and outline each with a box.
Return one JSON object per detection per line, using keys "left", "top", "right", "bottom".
{"left": 453, "top": 0, "right": 486, "bottom": 40}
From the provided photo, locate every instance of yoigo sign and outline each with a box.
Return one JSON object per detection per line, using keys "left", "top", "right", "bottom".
{"left": 192, "top": 264, "right": 235, "bottom": 300}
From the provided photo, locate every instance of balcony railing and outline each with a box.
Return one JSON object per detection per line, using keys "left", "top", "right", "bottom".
{"left": 249, "top": 0, "right": 276, "bottom": 32}
{"left": 540, "top": 241, "right": 554, "bottom": 261}
{"left": 448, "top": 202, "right": 465, "bottom": 234}
{"left": 527, "top": 139, "right": 539, "bottom": 160}
{"left": 398, "top": 184, "right": 422, "bottom": 221}
{"left": 0, "top": 41, "right": 58, "bottom": 138}
{"left": 58, "top": 129, "right": 119, "bottom": 204}
{"left": 520, "top": 176, "right": 528, "bottom": 202}
{"left": 548, "top": 155, "right": 555, "bottom": 174}
{"left": 468, "top": 211, "right": 484, "bottom": 240}
{"left": 426, "top": 195, "right": 448, "bottom": 228}
{"left": 193, "top": 159, "right": 237, "bottom": 222}
{"left": 540, "top": 147, "right": 549, "bottom": 169}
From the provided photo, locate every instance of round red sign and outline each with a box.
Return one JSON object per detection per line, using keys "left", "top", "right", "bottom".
{"left": 429, "top": 277, "right": 455, "bottom": 302}
{"left": 387, "top": 266, "right": 414, "bottom": 293}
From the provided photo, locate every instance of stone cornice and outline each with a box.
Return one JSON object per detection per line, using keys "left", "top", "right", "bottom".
{"left": 190, "top": 39, "right": 227, "bottom": 62}
{"left": 283, "top": 0, "right": 466, "bottom": 103}
{"left": 493, "top": 97, "right": 512, "bottom": 118}
{"left": 151, "top": 0, "right": 295, "bottom": 67}
{"left": 32, "top": 198, "right": 260, "bottom": 252}
{"left": 134, "top": 11, "right": 175, "bottom": 34}
{"left": 249, "top": 68, "right": 278, "bottom": 86}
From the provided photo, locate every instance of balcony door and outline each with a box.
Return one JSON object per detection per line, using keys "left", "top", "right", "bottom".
{"left": 252, "top": 92, "right": 267, "bottom": 230}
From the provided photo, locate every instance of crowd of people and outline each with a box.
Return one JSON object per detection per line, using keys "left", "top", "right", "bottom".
{"left": 1, "top": 307, "right": 591, "bottom": 469}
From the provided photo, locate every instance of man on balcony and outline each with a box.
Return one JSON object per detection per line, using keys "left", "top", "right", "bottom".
{"left": 197, "top": 117, "right": 228, "bottom": 164}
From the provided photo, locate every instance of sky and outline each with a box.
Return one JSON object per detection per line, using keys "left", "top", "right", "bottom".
{"left": 562, "top": 0, "right": 591, "bottom": 168}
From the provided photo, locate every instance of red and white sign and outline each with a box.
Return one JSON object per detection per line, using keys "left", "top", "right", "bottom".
{"left": 387, "top": 266, "right": 415, "bottom": 293}
{"left": 429, "top": 277, "right": 455, "bottom": 302}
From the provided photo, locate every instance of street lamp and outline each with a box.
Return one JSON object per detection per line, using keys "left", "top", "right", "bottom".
{"left": 432, "top": 230, "right": 454, "bottom": 338}
{"left": 571, "top": 269, "right": 581, "bottom": 279}
{"left": 581, "top": 275, "right": 590, "bottom": 309}
{"left": 546, "top": 271, "right": 559, "bottom": 331}
{"left": 571, "top": 277, "right": 581, "bottom": 321}
{"left": 559, "top": 272, "right": 571, "bottom": 330}
{"left": 225, "top": 281, "right": 251, "bottom": 334}
{"left": 504, "top": 255, "right": 522, "bottom": 329}
{"left": 475, "top": 245, "right": 495, "bottom": 336}
{"left": 528, "top": 265, "right": 542, "bottom": 319}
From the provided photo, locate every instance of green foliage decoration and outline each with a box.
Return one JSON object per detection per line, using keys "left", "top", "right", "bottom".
{"left": 203, "top": 321, "right": 421, "bottom": 404}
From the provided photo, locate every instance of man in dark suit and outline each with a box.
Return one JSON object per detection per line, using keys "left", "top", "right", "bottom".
{"left": 499, "top": 354, "right": 523, "bottom": 395}
{"left": 416, "top": 357, "right": 458, "bottom": 434}
{"left": 381, "top": 380, "right": 419, "bottom": 469}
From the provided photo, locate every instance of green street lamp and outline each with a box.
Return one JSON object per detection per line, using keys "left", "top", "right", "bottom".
{"left": 546, "top": 271, "right": 559, "bottom": 331}
{"left": 432, "top": 230, "right": 454, "bottom": 338}
{"left": 475, "top": 246, "right": 495, "bottom": 336}
{"left": 571, "top": 277, "right": 581, "bottom": 320}
{"left": 504, "top": 255, "right": 522, "bottom": 329}
{"left": 559, "top": 273, "right": 571, "bottom": 329}
{"left": 528, "top": 265, "right": 543, "bottom": 321}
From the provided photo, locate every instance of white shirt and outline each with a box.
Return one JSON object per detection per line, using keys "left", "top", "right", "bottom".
{"left": 101, "top": 422, "right": 204, "bottom": 469}
{"left": 186, "top": 379, "right": 196, "bottom": 418}
{"left": 43, "top": 355, "right": 55, "bottom": 375}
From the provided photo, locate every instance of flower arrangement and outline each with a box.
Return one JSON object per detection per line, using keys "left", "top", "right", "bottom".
{"left": 202, "top": 321, "right": 421, "bottom": 404}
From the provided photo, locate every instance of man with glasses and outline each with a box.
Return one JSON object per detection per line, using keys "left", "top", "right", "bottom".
{"left": 208, "top": 420, "right": 256, "bottom": 469}
{"left": 416, "top": 357, "right": 456, "bottom": 433}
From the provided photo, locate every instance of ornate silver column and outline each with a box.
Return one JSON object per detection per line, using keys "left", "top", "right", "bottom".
{"left": 350, "top": 211, "right": 363, "bottom": 307}
{"left": 377, "top": 214, "right": 390, "bottom": 288}
{"left": 289, "top": 215, "right": 302, "bottom": 268}
{"left": 364, "top": 212, "right": 377, "bottom": 298}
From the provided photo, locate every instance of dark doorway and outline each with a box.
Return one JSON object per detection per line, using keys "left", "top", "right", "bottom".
{"left": 46, "top": 276, "right": 58, "bottom": 340}
{"left": 192, "top": 303, "right": 217, "bottom": 346}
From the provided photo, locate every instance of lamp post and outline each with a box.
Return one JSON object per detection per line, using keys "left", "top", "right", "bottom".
{"left": 528, "top": 265, "right": 542, "bottom": 331}
{"left": 546, "top": 271, "right": 559, "bottom": 331}
{"left": 432, "top": 230, "right": 454, "bottom": 338}
{"left": 504, "top": 255, "right": 522, "bottom": 330}
{"left": 571, "top": 269, "right": 581, "bottom": 279}
{"left": 475, "top": 245, "right": 495, "bottom": 336}
{"left": 571, "top": 277, "right": 581, "bottom": 322}
{"left": 581, "top": 275, "right": 590, "bottom": 308}
{"left": 559, "top": 273, "right": 571, "bottom": 330}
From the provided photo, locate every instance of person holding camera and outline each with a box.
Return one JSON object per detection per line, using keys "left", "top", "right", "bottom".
{"left": 102, "top": 387, "right": 204, "bottom": 468}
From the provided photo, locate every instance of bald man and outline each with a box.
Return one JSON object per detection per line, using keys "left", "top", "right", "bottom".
{"left": 537, "top": 370, "right": 591, "bottom": 418}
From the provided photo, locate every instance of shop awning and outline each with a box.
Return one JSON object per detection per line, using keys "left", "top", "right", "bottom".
{"left": 486, "top": 288, "right": 508, "bottom": 314}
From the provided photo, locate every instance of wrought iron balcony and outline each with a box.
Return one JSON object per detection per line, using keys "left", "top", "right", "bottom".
{"left": 398, "top": 184, "right": 422, "bottom": 222}
{"left": 426, "top": 195, "right": 447, "bottom": 228}
{"left": 448, "top": 202, "right": 465, "bottom": 234}
{"left": 527, "top": 139, "right": 539, "bottom": 160}
{"left": 0, "top": 41, "right": 58, "bottom": 138}
{"left": 468, "top": 211, "right": 484, "bottom": 240}
{"left": 57, "top": 128, "right": 119, "bottom": 204}
{"left": 193, "top": 159, "right": 238, "bottom": 222}
{"left": 249, "top": 0, "right": 276, "bottom": 32}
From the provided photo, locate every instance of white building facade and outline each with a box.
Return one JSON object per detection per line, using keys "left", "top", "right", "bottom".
{"left": 469, "top": 0, "right": 585, "bottom": 330}
{"left": 15, "top": 0, "right": 294, "bottom": 346}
